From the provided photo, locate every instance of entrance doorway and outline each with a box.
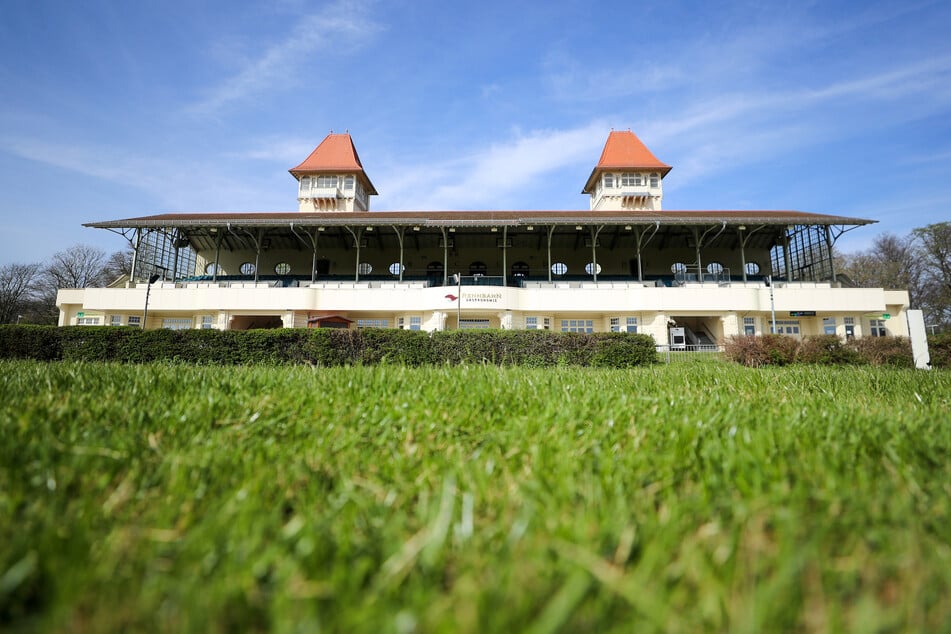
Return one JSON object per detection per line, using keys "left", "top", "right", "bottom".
{"left": 668, "top": 316, "right": 721, "bottom": 347}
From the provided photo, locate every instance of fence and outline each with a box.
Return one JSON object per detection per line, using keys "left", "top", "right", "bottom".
{"left": 656, "top": 344, "right": 725, "bottom": 364}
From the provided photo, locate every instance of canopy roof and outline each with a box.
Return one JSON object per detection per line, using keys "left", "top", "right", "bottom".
{"left": 86, "top": 209, "right": 873, "bottom": 254}
{"left": 86, "top": 209, "right": 872, "bottom": 229}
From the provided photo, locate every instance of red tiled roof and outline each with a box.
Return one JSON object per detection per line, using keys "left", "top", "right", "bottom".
{"left": 289, "top": 132, "right": 377, "bottom": 195}
{"left": 583, "top": 130, "right": 672, "bottom": 193}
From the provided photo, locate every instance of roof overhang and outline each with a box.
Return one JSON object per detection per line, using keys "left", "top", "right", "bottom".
{"left": 583, "top": 164, "right": 673, "bottom": 194}
{"left": 84, "top": 209, "right": 875, "bottom": 231}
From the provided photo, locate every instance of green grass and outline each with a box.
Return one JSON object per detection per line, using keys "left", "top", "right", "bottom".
{"left": 1, "top": 361, "right": 949, "bottom": 633}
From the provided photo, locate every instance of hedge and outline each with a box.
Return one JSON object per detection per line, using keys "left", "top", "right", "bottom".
{"left": 0, "top": 325, "right": 658, "bottom": 367}
{"left": 724, "top": 334, "right": 915, "bottom": 368}
{"left": 928, "top": 333, "right": 951, "bottom": 369}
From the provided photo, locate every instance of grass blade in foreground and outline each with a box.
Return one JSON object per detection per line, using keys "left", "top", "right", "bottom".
{"left": 0, "top": 361, "right": 948, "bottom": 632}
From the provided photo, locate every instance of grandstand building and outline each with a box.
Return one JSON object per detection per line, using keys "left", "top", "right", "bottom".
{"left": 57, "top": 130, "right": 912, "bottom": 347}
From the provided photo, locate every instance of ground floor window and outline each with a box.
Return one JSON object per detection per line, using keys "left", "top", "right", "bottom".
{"left": 77, "top": 317, "right": 100, "bottom": 325}
{"left": 869, "top": 319, "right": 887, "bottom": 337}
{"left": 526, "top": 316, "right": 550, "bottom": 330}
{"left": 201, "top": 315, "right": 214, "bottom": 329}
{"left": 774, "top": 320, "right": 800, "bottom": 335}
{"left": 743, "top": 316, "right": 755, "bottom": 336}
{"left": 562, "top": 319, "right": 594, "bottom": 333}
{"left": 162, "top": 318, "right": 193, "bottom": 330}
{"left": 610, "top": 317, "right": 638, "bottom": 333}
{"left": 823, "top": 317, "right": 836, "bottom": 335}
{"left": 459, "top": 319, "right": 491, "bottom": 330}
{"left": 844, "top": 316, "right": 855, "bottom": 340}
{"left": 110, "top": 315, "right": 123, "bottom": 326}
{"left": 357, "top": 319, "right": 390, "bottom": 329}
{"left": 127, "top": 315, "right": 141, "bottom": 327}
{"left": 409, "top": 316, "right": 421, "bottom": 331}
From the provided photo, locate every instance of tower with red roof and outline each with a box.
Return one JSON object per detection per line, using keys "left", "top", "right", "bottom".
{"left": 289, "top": 132, "right": 377, "bottom": 212}
{"left": 582, "top": 130, "right": 671, "bottom": 211}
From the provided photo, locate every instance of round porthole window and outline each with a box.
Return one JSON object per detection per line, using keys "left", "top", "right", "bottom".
{"left": 204, "top": 262, "right": 220, "bottom": 275}
{"left": 706, "top": 262, "right": 724, "bottom": 274}
{"left": 671, "top": 262, "right": 687, "bottom": 274}
{"left": 551, "top": 262, "right": 568, "bottom": 276}
{"left": 358, "top": 262, "right": 372, "bottom": 275}
{"left": 388, "top": 262, "right": 404, "bottom": 276}
{"left": 240, "top": 262, "right": 256, "bottom": 276}
{"left": 584, "top": 262, "right": 602, "bottom": 275}
{"left": 274, "top": 262, "right": 291, "bottom": 275}
{"left": 745, "top": 262, "right": 760, "bottom": 275}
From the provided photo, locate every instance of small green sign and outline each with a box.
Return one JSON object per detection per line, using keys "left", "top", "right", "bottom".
{"left": 882, "top": 313, "right": 891, "bottom": 320}
{"left": 77, "top": 312, "right": 84, "bottom": 318}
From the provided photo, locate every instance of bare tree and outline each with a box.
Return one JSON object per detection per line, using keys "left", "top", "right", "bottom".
{"left": 45, "top": 244, "right": 108, "bottom": 290}
{"left": 837, "top": 233, "right": 924, "bottom": 307}
{"left": 99, "top": 248, "right": 134, "bottom": 286}
{"left": 913, "top": 222, "right": 951, "bottom": 331}
{"left": 0, "top": 262, "right": 43, "bottom": 324}
{"left": 34, "top": 245, "right": 109, "bottom": 324}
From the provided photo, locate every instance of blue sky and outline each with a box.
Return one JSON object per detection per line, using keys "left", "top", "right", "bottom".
{"left": 1, "top": 0, "right": 950, "bottom": 265}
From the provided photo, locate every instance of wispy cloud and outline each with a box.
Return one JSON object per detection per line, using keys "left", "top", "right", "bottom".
{"left": 187, "top": 0, "right": 380, "bottom": 116}
{"left": 639, "top": 54, "right": 951, "bottom": 187}
{"left": 0, "top": 136, "right": 279, "bottom": 212}
{"left": 224, "top": 136, "right": 317, "bottom": 164}
{"left": 376, "top": 122, "right": 608, "bottom": 210}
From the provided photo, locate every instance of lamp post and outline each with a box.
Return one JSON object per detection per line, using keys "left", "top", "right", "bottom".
{"left": 453, "top": 273, "right": 461, "bottom": 329}
{"left": 16, "top": 315, "right": 22, "bottom": 325}
{"left": 766, "top": 275, "right": 776, "bottom": 334}
{"left": 141, "top": 273, "right": 162, "bottom": 329}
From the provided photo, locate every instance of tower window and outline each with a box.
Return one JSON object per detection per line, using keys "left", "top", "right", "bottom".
{"left": 621, "top": 173, "right": 637, "bottom": 187}
{"left": 604, "top": 173, "right": 614, "bottom": 188}
{"left": 650, "top": 173, "right": 659, "bottom": 188}
{"left": 343, "top": 176, "right": 354, "bottom": 190}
